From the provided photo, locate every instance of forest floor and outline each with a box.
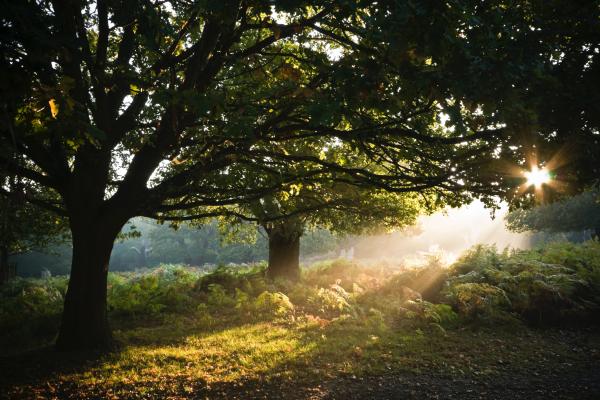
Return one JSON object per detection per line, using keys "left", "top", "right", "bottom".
{"left": 3, "top": 244, "right": 600, "bottom": 399}
{"left": 1, "top": 317, "right": 599, "bottom": 399}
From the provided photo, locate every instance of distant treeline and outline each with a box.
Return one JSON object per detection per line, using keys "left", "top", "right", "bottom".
{"left": 10, "top": 219, "right": 340, "bottom": 277}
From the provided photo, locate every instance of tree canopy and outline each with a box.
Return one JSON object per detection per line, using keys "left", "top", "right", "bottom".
{"left": 506, "top": 189, "right": 600, "bottom": 238}
{"left": 222, "top": 180, "right": 427, "bottom": 278}
{"left": 1, "top": 0, "right": 596, "bottom": 350}
{"left": 1, "top": 0, "right": 548, "bottom": 226}
{"left": 508, "top": 0, "right": 600, "bottom": 194}
{"left": 0, "top": 173, "right": 68, "bottom": 283}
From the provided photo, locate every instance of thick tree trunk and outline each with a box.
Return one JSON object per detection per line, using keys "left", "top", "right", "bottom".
{"left": 266, "top": 226, "right": 302, "bottom": 281}
{"left": 55, "top": 215, "right": 124, "bottom": 351}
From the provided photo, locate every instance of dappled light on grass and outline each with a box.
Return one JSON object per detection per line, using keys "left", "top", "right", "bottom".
{"left": 108, "top": 323, "right": 317, "bottom": 385}
{"left": 12, "top": 319, "right": 594, "bottom": 399}
{"left": 3, "top": 241, "right": 600, "bottom": 398}
{"left": 49, "top": 319, "right": 390, "bottom": 396}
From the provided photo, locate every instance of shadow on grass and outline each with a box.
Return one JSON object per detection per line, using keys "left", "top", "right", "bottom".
{"left": 3, "top": 310, "right": 600, "bottom": 400}
{"left": 0, "top": 313, "right": 242, "bottom": 391}
{"left": 0, "top": 312, "right": 384, "bottom": 399}
{"left": 0, "top": 346, "right": 106, "bottom": 392}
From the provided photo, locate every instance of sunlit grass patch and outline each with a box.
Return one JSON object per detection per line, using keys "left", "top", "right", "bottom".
{"left": 57, "top": 317, "right": 393, "bottom": 392}
{"left": 3, "top": 242, "right": 600, "bottom": 398}
{"left": 68, "top": 322, "right": 311, "bottom": 389}
{"left": 5, "top": 315, "right": 598, "bottom": 399}
{"left": 49, "top": 318, "right": 586, "bottom": 399}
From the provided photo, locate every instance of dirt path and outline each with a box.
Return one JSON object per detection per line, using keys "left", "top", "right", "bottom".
{"left": 160, "top": 365, "right": 600, "bottom": 400}
{"left": 4, "top": 361, "right": 598, "bottom": 400}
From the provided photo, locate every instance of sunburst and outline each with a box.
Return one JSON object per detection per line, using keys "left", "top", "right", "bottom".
{"left": 524, "top": 166, "right": 551, "bottom": 188}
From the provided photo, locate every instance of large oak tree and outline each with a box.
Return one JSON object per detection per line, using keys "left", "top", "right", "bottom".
{"left": 212, "top": 149, "right": 452, "bottom": 280}
{"left": 1, "top": 0, "right": 588, "bottom": 350}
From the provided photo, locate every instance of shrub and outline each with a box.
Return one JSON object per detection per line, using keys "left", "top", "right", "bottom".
{"left": 502, "top": 262, "right": 584, "bottom": 324}
{"left": 303, "top": 259, "right": 390, "bottom": 291}
{"left": 534, "top": 241, "right": 600, "bottom": 307}
{"left": 444, "top": 282, "right": 511, "bottom": 320}
{"left": 252, "top": 291, "right": 295, "bottom": 320}
{"left": 364, "top": 308, "right": 387, "bottom": 331}
{"left": 2, "top": 243, "right": 599, "bottom": 353}
{"left": 382, "top": 264, "right": 448, "bottom": 302}
{"left": 195, "top": 264, "right": 268, "bottom": 296}
{"left": 195, "top": 303, "right": 216, "bottom": 327}
{"left": 286, "top": 283, "right": 319, "bottom": 307}
{"left": 108, "top": 265, "right": 201, "bottom": 317}
{"left": 206, "top": 283, "right": 236, "bottom": 308}
{"left": 396, "top": 300, "right": 458, "bottom": 332}
{"left": 446, "top": 243, "right": 600, "bottom": 324}
{"left": 0, "top": 277, "right": 67, "bottom": 349}
{"left": 450, "top": 245, "right": 510, "bottom": 276}
{"left": 307, "top": 284, "right": 356, "bottom": 319}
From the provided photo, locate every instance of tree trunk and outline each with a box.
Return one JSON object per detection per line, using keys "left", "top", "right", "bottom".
{"left": 266, "top": 225, "right": 302, "bottom": 281}
{"left": 0, "top": 246, "right": 11, "bottom": 285}
{"left": 139, "top": 243, "right": 147, "bottom": 267}
{"left": 55, "top": 215, "right": 124, "bottom": 351}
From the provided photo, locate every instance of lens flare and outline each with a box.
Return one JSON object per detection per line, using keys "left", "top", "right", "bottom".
{"left": 524, "top": 166, "right": 551, "bottom": 188}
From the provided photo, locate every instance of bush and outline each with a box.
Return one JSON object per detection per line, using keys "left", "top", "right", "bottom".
{"left": 252, "top": 291, "right": 295, "bottom": 320}
{"left": 450, "top": 245, "right": 510, "bottom": 276}
{"left": 396, "top": 300, "right": 458, "bottom": 331}
{"left": 195, "top": 263, "right": 267, "bottom": 296}
{"left": 307, "top": 284, "right": 356, "bottom": 319}
{"left": 206, "top": 283, "right": 237, "bottom": 308}
{"left": 382, "top": 264, "right": 448, "bottom": 302}
{"left": 108, "top": 265, "right": 201, "bottom": 317}
{"left": 0, "top": 277, "right": 67, "bottom": 349}
{"left": 444, "top": 282, "right": 511, "bottom": 321}
{"left": 303, "top": 259, "right": 390, "bottom": 291}
{"left": 445, "top": 243, "right": 600, "bottom": 324}
{"left": 364, "top": 307, "right": 388, "bottom": 331}
{"left": 2, "top": 242, "right": 599, "bottom": 353}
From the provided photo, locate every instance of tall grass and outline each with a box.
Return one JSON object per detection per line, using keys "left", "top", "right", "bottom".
{"left": 1, "top": 241, "right": 599, "bottom": 353}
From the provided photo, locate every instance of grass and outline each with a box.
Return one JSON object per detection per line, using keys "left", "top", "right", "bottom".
{"left": 5, "top": 311, "right": 599, "bottom": 399}
{"left": 2, "top": 241, "right": 600, "bottom": 398}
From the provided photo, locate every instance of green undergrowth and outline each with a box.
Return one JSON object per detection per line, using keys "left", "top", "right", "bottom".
{"left": 2, "top": 241, "right": 600, "bottom": 397}
{"left": 2, "top": 241, "right": 600, "bottom": 354}
{"left": 446, "top": 241, "right": 600, "bottom": 324}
